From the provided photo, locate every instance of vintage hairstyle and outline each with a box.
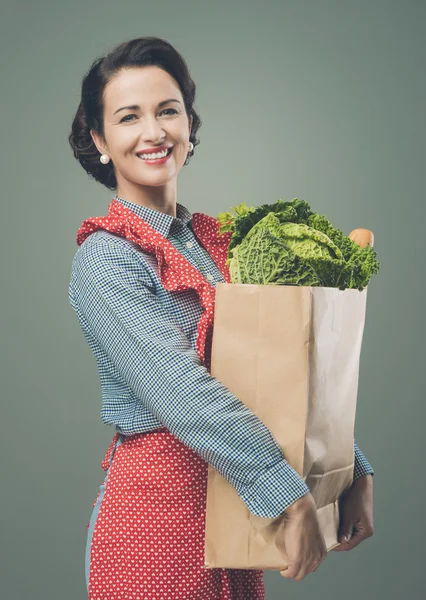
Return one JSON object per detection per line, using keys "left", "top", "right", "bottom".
{"left": 68, "top": 36, "right": 202, "bottom": 190}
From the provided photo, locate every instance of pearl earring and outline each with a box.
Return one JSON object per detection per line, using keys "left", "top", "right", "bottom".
{"left": 188, "top": 142, "right": 194, "bottom": 153}
{"left": 100, "top": 154, "right": 110, "bottom": 164}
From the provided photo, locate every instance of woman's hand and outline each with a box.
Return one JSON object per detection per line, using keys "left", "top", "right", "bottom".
{"left": 279, "top": 492, "right": 327, "bottom": 581}
{"left": 332, "top": 474, "right": 374, "bottom": 552}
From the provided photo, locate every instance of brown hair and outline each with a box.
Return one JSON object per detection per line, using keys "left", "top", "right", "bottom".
{"left": 68, "top": 36, "right": 202, "bottom": 190}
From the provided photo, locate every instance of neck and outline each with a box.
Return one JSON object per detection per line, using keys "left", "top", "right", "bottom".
{"left": 116, "top": 179, "right": 177, "bottom": 218}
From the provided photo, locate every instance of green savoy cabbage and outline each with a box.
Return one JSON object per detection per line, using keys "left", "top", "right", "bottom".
{"left": 217, "top": 198, "right": 381, "bottom": 290}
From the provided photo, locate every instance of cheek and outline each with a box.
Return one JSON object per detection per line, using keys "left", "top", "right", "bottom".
{"left": 173, "top": 145, "right": 188, "bottom": 165}
{"left": 113, "top": 130, "right": 138, "bottom": 154}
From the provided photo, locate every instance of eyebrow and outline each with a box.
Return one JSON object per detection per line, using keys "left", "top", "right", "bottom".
{"left": 113, "top": 99, "right": 181, "bottom": 115}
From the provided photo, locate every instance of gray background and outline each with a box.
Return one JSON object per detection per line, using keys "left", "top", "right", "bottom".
{"left": 1, "top": 0, "right": 424, "bottom": 598}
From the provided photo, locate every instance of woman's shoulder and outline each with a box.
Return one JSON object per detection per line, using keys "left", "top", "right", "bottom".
{"left": 75, "top": 229, "right": 153, "bottom": 261}
{"left": 78, "top": 228, "right": 134, "bottom": 251}
{"left": 70, "top": 229, "right": 158, "bottom": 285}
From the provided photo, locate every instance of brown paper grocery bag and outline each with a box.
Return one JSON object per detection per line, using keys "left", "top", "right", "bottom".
{"left": 204, "top": 283, "right": 368, "bottom": 570}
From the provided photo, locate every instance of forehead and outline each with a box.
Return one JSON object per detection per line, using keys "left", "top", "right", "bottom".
{"left": 103, "top": 66, "right": 182, "bottom": 113}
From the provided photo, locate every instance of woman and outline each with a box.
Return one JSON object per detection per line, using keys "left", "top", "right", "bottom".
{"left": 68, "top": 36, "right": 374, "bottom": 599}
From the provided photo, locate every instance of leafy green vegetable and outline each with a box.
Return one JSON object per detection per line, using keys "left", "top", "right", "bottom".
{"left": 217, "top": 198, "right": 381, "bottom": 290}
{"left": 217, "top": 199, "right": 313, "bottom": 253}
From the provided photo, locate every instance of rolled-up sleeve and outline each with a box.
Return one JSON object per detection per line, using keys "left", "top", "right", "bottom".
{"left": 69, "top": 237, "right": 311, "bottom": 518}
{"left": 353, "top": 440, "right": 375, "bottom": 480}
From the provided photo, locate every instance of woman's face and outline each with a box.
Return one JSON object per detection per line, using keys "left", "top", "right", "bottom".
{"left": 90, "top": 65, "right": 193, "bottom": 193}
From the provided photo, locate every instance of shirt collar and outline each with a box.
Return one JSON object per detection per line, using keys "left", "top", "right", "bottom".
{"left": 113, "top": 195, "right": 193, "bottom": 238}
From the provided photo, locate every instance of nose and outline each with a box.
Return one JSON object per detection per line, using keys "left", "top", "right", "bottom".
{"left": 140, "top": 117, "right": 166, "bottom": 143}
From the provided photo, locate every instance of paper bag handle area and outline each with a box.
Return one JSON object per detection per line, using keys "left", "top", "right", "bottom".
{"left": 348, "top": 228, "right": 374, "bottom": 248}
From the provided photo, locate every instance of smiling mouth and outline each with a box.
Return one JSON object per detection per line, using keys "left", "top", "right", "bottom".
{"left": 137, "top": 147, "right": 173, "bottom": 160}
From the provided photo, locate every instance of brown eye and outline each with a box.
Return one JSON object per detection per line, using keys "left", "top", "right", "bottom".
{"left": 120, "top": 114, "right": 137, "bottom": 123}
{"left": 120, "top": 109, "right": 177, "bottom": 123}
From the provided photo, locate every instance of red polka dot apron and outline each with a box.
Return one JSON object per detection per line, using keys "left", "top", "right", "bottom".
{"left": 77, "top": 199, "right": 265, "bottom": 599}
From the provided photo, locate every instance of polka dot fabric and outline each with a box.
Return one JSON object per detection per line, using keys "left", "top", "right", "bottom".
{"left": 77, "top": 198, "right": 233, "bottom": 372}
{"left": 85, "top": 429, "right": 264, "bottom": 599}
{"left": 77, "top": 199, "right": 264, "bottom": 599}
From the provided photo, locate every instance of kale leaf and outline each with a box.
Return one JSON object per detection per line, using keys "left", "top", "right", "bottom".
{"left": 217, "top": 198, "right": 381, "bottom": 290}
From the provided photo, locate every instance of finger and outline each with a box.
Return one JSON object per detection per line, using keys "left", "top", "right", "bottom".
{"left": 332, "top": 542, "right": 351, "bottom": 551}
{"left": 290, "top": 560, "right": 316, "bottom": 582}
{"left": 280, "top": 562, "right": 302, "bottom": 579}
{"left": 331, "top": 543, "right": 346, "bottom": 551}
{"left": 341, "top": 531, "right": 365, "bottom": 551}
{"left": 294, "top": 562, "right": 316, "bottom": 581}
{"left": 337, "top": 527, "right": 354, "bottom": 545}
{"left": 280, "top": 566, "right": 299, "bottom": 579}
{"left": 311, "top": 559, "right": 323, "bottom": 572}
{"left": 332, "top": 531, "right": 365, "bottom": 551}
{"left": 291, "top": 564, "right": 307, "bottom": 582}
{"left": 331, "top": 536, "right": 352, "bottom": 551}
{"left": 332, "top": 528, "right": 354, "bottom": 551}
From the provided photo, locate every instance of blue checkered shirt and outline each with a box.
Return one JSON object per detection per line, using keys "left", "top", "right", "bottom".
{"left": 68, "top": 195, "right": 374, "bottom": 518}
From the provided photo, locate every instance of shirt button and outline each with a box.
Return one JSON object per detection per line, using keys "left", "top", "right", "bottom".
{"left": 206, "top": 273, "right": 214, "bottom": 281}
{"left": 186, "top": 241, "right": 194, "bottom": 248}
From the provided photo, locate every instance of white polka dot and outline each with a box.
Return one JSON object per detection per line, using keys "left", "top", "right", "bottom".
{"left": 86, "top": 431, "right": 264, "bottom": 598}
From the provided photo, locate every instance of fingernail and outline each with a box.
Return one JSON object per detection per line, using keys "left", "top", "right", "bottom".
{"left": 342, "top": 535, "right": 348, "bottom": 542}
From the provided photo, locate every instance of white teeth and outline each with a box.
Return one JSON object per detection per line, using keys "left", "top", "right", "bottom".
{"left": 138, "top": 148, "right": 170, "bottom": 160}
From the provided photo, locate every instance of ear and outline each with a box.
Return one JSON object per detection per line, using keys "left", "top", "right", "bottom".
{"left": 188, "top": 114, "right": 193, "bottom": 134}
{"left": 90, "top": 129, "right": 108, "bottom": 156}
